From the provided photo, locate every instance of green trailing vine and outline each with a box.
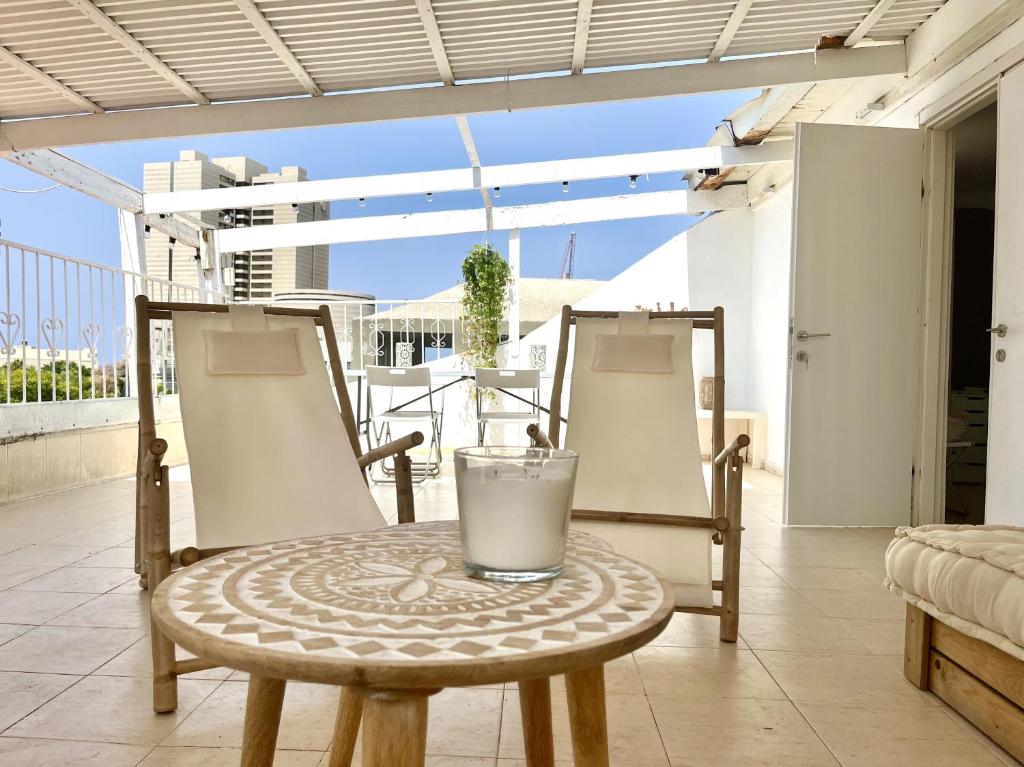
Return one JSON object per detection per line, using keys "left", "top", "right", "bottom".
{"left": 461, "top": 243, "right": 511, "bottom": 369}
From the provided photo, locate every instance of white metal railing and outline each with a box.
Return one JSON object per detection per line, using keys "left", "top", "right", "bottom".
{"left": 326, "top": 299, "right": 464, "bottom": 372}
{"left": 0, "top": 239, "right": 224, "bottom": 405}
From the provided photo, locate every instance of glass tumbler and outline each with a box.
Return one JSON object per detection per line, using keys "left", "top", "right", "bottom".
{"left": 454, "top": 446, "right": 579, "bottom": 582}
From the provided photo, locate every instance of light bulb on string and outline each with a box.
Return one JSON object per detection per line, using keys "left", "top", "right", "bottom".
{"left": 493, "top": 187, "right": 501, "bottom": 198}
{"left": 358, "top": 197, "right": 366, "bottom": 208}
{"left": 629, "top": 175, "right": 638, "bottom": 189}
{"left": 562, "top": 181, "right": 569, "bottom": 194}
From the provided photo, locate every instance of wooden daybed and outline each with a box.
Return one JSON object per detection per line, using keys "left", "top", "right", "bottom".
{"left": 886, "top": 525, "right": 1024, "bottom": 761}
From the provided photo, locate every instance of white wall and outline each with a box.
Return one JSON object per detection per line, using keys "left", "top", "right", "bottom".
{"left": 748, "top": 184, "right": 793, "bottom": 471}
{"left": 686, "top": 208, "right": 753, "bottom": 406}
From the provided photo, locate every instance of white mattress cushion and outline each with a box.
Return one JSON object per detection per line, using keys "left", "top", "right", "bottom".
{"left": 884, "top": 524, "right": 1024, "bottom": 661}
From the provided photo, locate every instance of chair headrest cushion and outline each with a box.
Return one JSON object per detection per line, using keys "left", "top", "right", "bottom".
{"left": 591, "top": 333, "right": 674, "bottom": 374}
{"left": 203, "top": 328, "right": 306, "bottom": 376}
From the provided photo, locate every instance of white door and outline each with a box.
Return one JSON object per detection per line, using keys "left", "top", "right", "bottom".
{"left": 986, "top": 66, "right": 1024, "bottom": 524}
{"left": 785, "top": 122, "right": 926, "bottom": 526}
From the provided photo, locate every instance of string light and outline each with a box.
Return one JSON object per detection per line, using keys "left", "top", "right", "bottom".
{"left": 561, "top": 181, "right": 569, "bottom": 194}
{"left": 358, "top": 197, "right": 366, "bottom": 207}
{"left": 629, "top": 175, "right": 638, "bottom": 189}
{"left": 426, "top": 192, "right": 433, "bottom": 203}
{"left": 493, "top": 187, "right": 501, "bottom": 198}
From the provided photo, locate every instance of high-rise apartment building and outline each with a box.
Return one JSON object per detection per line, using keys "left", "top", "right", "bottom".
{"left": 142, "top": 150, "right": 330, "bottom": 301}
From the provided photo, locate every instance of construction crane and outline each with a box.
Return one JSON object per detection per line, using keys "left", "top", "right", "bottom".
{"left": 559, "top": 231, "right": 576, "bottom": 279}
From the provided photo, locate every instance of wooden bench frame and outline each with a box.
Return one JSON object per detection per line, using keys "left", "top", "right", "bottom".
{"left": 904, "top": 604, "right": 1024, "bottom": 761}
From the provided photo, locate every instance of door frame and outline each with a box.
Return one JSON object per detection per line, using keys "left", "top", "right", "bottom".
{"left": 913, "top": 81, "right": 999, "bottom": 526}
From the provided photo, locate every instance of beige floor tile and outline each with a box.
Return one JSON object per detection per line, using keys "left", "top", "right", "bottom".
{"left": 0, "top": 625, "right": 144, "bottom": 674}
{"left": 96, "top": 636, "right": 234, "bottom": 680}
{"left": 634, "top": 646, "right": 785, "bottom": 700}
{"left": 746, "top": 546, "right": 884, "bottom": 570}
{"left": 798, "top": 702, "right": 1007, "bottom": 766}
{"left": 426, "top": 687, "right": 503, "bottom": 758}
{"left": 0, "top": 545, "right": 100, "bottom": 567}
{"left": 938, "top": 705, "right": 1023, "bottom": 767}
{"left": 739, "top": 586, "right": 827, "bottom": 617}
{"left": 498, "top": 689, "right": 668, "bottom": 765}
{"left": 44, "top": 529, "right": 135, "bottom": 548}
{"left": 548, "top": 655, "right": 646, "bottom": 695}
{"left": 755, "top": 651, "right": 932, "bottom": 708}
{"left": 142, "top": 746, "right": 325, "bottom": 766}
{"left": 76, "top": 546, "right": 138, "bottom": 568}
{"left": 163, "top": 680, "right": 337, "bottom": 751}
{"left": 834, "top": 619, "right": 904, "bottom": 656}
{"left": 649, "top": 612, "right": 750, "bottom": 650}
{"left": 47, "top": 592, "right": 150, "bottom": 630}
{"left": 649, "top": 695, "right": 840, "bottom": 766}
{"left": 0, "top": 736, "right": 151, "bottom": 766}
{"left": 738, "top": 615, "right": 872, "bottom": 654}
{"left": 6, "top": 675, "right": 220, "bottom": 746}
{"left": 774, "top": 567, "right": 884, "bottom": 592}
{"left": 0, "top": 624, "right": 32, "bottom": 646}
{"left": 798, "top": 589, "right": 906, "bottom": 620}
{"left": 0, "top": 671, "right": 80, "bottom": 731}
{"left": 737, "top": 563, "right": 791, "bottom": 589}
{"left": 0, "top": 590, "right": 93, "bottom": 625}
{"left": 13, "top": 566, "right": 136, "bottom": 594}
{"left": 0, "top": 564, "right": 58, "bottom": 589}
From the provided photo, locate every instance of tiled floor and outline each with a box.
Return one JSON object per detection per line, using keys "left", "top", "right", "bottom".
{"left": 0, "top": 466, "right": 1018, "bottom": 766}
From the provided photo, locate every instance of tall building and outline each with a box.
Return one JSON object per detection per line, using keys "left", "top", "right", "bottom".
{"left": 142, "top": 150, "right": 330, "bottom": 301}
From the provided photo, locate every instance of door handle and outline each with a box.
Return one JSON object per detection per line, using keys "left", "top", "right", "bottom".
{"left": 796, "top": 331, "right": 831, "bottom": 341}
{"left": 986, "top": 324, "right": 1008, "bottom": 338}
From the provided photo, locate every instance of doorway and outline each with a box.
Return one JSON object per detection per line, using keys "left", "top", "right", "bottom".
{"left": 944, "top": 103, "right": 997, "bottom": 524}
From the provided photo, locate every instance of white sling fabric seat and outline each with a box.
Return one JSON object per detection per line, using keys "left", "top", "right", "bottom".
{"left": 564, "top": 313, "right": 713, "bottom": 608}
{"left": 172, "top": 305, "right": 384, "bottom": 550}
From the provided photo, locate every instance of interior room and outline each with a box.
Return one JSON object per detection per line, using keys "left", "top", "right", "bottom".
{"left": 1, "top": 1, "right": 1024, "bottom": 766}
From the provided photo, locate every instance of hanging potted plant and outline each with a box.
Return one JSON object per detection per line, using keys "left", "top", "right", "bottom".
{"left": 461, "top": 243, "right": 511, "bottom": 369}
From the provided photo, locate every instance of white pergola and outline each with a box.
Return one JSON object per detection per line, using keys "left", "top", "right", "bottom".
{"left": 0, "top": 1, "right": 953, "bottom": 357}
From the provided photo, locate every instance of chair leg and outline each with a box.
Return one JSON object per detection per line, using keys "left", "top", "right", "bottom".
{"left": 719, "top": 455, "right": 743, "bottom": 643}
{"left": 145, "top": 447, "right": 178, "bottom": 712}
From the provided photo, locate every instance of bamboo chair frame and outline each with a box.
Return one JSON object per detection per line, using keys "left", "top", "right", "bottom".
{"left": 528, "top": 305, "right": 746, "bottom": 642}
{"left": 133, "top": 296, "right": 422, "bottom": 713}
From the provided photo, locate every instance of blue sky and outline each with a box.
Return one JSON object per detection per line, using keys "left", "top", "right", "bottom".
{"left": 0, "top": 89, "right": 756, "bottom": 298}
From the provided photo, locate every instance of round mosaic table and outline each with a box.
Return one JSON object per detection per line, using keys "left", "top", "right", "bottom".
{"left": 150, "top": 521, "right": 673, "bottom": 767}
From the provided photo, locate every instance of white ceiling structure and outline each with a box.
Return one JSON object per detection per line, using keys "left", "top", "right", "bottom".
{"left": 0, "top": 0, "right": 949, "bottom": 151}
{"left": 0, "top": 0, "right": 956, "bottom": 255}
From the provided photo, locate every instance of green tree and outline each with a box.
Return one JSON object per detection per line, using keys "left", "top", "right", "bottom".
{"left": 0, "top": 359, "right": 126, "bottom": 403}
{"left": 461, "top": 243, "right": 511, "bottom": 369}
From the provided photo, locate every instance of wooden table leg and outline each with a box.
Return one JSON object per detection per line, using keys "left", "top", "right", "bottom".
{"left": 518, "top": 677, "right": 555, "bottom": 767}
{"left": 328, "top": 686, "right": 363, "bottom": 767}
{"left": 241, "top": 674, "right": 287, "bottom": 767}
{"left": 565, "top": 665, "right": 609, "bottom": 767}
{"left": 360, "top": 688, "right": 435, "bottom": 767}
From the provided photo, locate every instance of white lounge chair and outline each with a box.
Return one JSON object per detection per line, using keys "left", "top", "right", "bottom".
{"left": 529, "top": 306, "right": 746, "bottom": 642}
{"left": 134, "top": 298, "right": 422, "bottom": 713}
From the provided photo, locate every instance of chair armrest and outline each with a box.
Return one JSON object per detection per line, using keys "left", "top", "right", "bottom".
{"left": 143, "top": 438, "right": 168, "bottom": 478}
{"left": 358, "top": 432, "right": 424, "bottom": 468}
{"left": 714, "top": 434, "right": 750, "bottom": 467}
{"left": 527, "top": 423, "right": 554, "bottom": 449}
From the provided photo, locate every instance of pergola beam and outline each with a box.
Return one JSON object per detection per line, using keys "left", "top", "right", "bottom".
{"left": 455, "top": 115, "right": 492, "bottom": 211}
{"left": 415, "top": 0, "right": 455, "bottom": 85}
{"left": 214, "top": 187, "right": 749, "bottom": 252}
{"left": 0, "top": 45, "right": 101, "bottom": 115}
{"left": 571, "top": 0, "right": 595, "bottom": 74}
{"left": 0, "top": 45, "right": 907, "bottom": 151}
{"left": 709, "top": 0, "right": 755, "bottom": 62}
{"left": 145, "top": 141, "right": 791, "bottom": 215}
{"left": 846, "top": 0, "right": 898, "bottom": 48}
{"left": 66, "top": 0, "right": 209, "bottom": 105}
{"left": 2, "top": 149, "right": 200, "bottom": 248}
{"left": 233, "top": 0, "right": 322, "bottom": 96}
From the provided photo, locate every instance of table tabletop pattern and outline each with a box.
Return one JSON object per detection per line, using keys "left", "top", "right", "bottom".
{"left": 151, "top": 522, "right": 672, "bottom": 685}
